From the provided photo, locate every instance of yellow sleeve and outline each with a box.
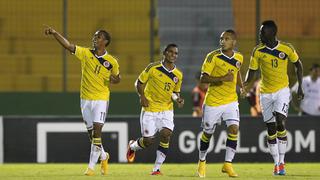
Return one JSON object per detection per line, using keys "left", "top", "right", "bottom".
{"left": 174, "top": 75, "right": 183, "bottom": 93}
{"left": 249, "top": 49, "right": 259, "bottom": 70}
{"left": 138, "top": 67, "right": 151, "bottom": 83}
{"left": 201, "top": 53, "right": 215, "bottom": 75}
{"left": 111, "top": 59, "right": 120, "bottom": 76}
{"left": 288, "top": 47, "right": 299, "bottom": 63}
{"left": 74, "top": 45, "right": 87, "bottom": 62}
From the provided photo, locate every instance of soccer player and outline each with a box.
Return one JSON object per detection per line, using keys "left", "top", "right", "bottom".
{"left": 44, "top": 25, "right": 120, "bottom": 176}
{"left": 244, "top": 20, "right": 304, "bottom": 175}
{"left": 126, "top": 44, "right": 184, "bottom": 175}
{"left": 197, "top": 29, "right": 245, "bottom": 178}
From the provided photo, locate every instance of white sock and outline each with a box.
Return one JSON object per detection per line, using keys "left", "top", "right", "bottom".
{"left": 225, "top": 147, "right": 236, "bottom": 162}
{"left": 278, "top": 140, "right": 287, "bottom": 164}
{"left": 153, "top": 150, "right": 166, "bottom": 172}
{"left": 130, "top": 140, "right": 143, "bottom": 151}
{"left": 268, "top": 143, "right": 279, "bottom": 165}
{"left": 88, "top": 144, "right": 102, "bottom": 169}
{"left": 100, "top": 145, "right": 107, "bottom": 160}
{"left": 199, "top": 150, "right": 208, "bottom": 161}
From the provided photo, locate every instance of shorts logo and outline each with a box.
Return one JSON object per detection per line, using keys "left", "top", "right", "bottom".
{"left": 103, "top": 61, "right": 110, "bottom": 68}
{"left": 173, "top": 77, "right": 178, "bottom": 83}
{"left": 144, "top": 130, "right": 149, "bottom": 135}
{"left": 279, "top": 52, "right": 285, "bottom": 59}
{"left": 236, "top": 61, "right": 241, "bottom": 69}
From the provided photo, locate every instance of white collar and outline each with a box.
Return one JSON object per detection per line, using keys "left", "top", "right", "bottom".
{"left": 94, "top": 50, "right": 108, "bottom": 58}
{"left": 220, "top": 49, "right": 235, "bottom": 59}
{"left": 265, "top": 41, "right": 279, "bottom": 50}
{"left": 161, "top": 60, "right": 176, "bottom": 73}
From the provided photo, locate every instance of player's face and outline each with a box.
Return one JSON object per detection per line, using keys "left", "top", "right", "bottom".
{"left": 311, "top": 67, "right": 320, "bottom": 78}
{"left": 164, "top": 47, "right": 178, "bottom": 63}
{"left": 92, "top": 31, "right": 107, "bottom": 49}
{"left": 220, "top": 32, "right": 235, "bottom": 51}
{"left": 259, "top": 25, "right": 274, "bottom": 44}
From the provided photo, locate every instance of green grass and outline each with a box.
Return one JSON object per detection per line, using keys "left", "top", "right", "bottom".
{"left": 0, "top": 163, "right": 319, "bottom": 180}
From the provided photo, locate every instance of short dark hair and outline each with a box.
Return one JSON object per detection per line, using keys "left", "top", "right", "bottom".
{"left": 310, "top": 63, "right": 320, "bottom": 71}
{"left": 163, "top": 43, "right": 178, "bottom": 52}
{"left": 262, "top": 20, "right": 277, "bottom": 36}
{"left": 224, "top": 29, "right": 237, "bottom": 39}
{"left": 98, "top": 30, "right": 111, "bottom": 47}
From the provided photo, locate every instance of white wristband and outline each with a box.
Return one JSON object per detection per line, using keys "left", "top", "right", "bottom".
{"left": 172, "top": 93, "right": 178, "bottom": 101}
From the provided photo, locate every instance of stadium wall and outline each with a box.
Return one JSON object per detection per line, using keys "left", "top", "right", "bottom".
{"left": 0, "top": 92, "right": 254, "bottom": 115}
{"left": 1, "top": 116, "right": 318, "bottom": 163}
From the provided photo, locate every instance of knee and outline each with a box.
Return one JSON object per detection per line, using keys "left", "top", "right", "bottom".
{"left": 266, "top": 122, "right": 277, "bottom": 135}
{"left": 143, "top": 137, "right": 155, "bottom": 147}
{"left": 160, "top": 128, "right": 172, "bottom": 141}
{"left": 92, "top": 123, "right": 103, "bottom": 137}
{"left": 228, "top": 125, "right": 239, "bottom": 135}
{"left": 275, "top": 112, "right": 286, "bottom": 131}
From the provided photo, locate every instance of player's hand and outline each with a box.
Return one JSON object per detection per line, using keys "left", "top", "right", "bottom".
{"left": 140, "top": 95, "right": 149, "bottom": 107}
{"left": 176, "top": 97, "right": 184, "bottom": 108}
{"left": 240, "top": 87, "right": 247, "bottom": 99}
{"left": 297, "top": 86, "right": 304, "bottom": 101}
{"left": 110, "top": 74, "right": 121, "bottom": 84}
{"left": 44, "top": 24, "right": 56, "bottom": 35}
{"left": 221, "top": 70, "right": 234, "bottom": 82}
{"left": 243, "top": 81, "right": 250, "bottom": 92}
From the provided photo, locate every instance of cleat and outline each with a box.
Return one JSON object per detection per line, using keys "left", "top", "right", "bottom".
{"left": 151, "top": 169, "right": 162, "bottom": 175}
{"left": 197, "top": 160, "right": 206, "bottom": 178}
{"left": 222, "top": 162, "right": 238, "bottom": 177}
{"left": 100, "top": 152, "right": 110, "bottom": 175}
{"left": 278, "top": 163, "right": 286, "bottom": 175}
{"left": 84, "top": 167, "right": 95, "bottom": 176}
{"left": 273, "top": 164, "right": 279, "bottom": 175}
{"left": 126, "top": 140, "right": 136, "bottom": 163}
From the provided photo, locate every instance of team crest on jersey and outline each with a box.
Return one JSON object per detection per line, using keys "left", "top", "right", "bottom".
{"left": 279, "top": 52, "right": 285, "bottom": 59}
{"left": 236, "top": 61, "right": 241, "bottom": 69}
{"left": 103, "top": 61, "right": 110, "bottom": 68}
{"left": 173, "top": 77, "right": 179, "bottom": 83}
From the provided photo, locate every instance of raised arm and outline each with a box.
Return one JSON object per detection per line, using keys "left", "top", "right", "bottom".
{"left": 293, "top": 59, "right": 304, "bottom": 100}
{"left": 44, "top": 25, "right": 75, "bottom": 53}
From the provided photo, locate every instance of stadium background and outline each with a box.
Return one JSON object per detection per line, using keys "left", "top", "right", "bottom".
{"left": 0, "top": 0, "right": 319, "bottom": 115}
{"left": 0, "top": 0, "right": 319, "bottom": 165}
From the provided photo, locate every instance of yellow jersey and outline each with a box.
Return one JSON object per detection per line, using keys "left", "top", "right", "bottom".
{"left": 201, "top": 49, "right": 243, "bottom": 107}
{"left": 74, "top": 45, "right": 120, "bottom": 100}
{"left": 138, "top": 61, "right": 183, "bottom": 112}
{"left": 249, "top": 41, "right": 299, "bottom": 93}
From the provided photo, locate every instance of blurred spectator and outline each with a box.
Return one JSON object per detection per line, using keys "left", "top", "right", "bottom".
{"left": 291, "top": 63, "right": 320, "bottom": 116}
{"left": 246, "top": 79, "right": 262, "bottom": 117}
{"left": 192, "top": 72, "right": 208, "bottom": 117}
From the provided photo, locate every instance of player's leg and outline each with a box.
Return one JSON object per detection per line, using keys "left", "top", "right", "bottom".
{"left": 151, "top": 127, "right": 172, "bottom": 175}
{"left": 151, "top": 110, "right": 174, "bottom": 175}
{"left": 274, "top": 87, "right": 290, "bottom": 175}
{"left": 127, "top": 111, "right": 156, "bottom": 163}
{"left": 197, "top": 105, "right": 221, "bottom": 177}
{"left": 81, "top": 100, "right": 96, "bottom": 176}
{"left": 260, "top": 93, "right": 279, "bottom": 175}
{"left": 85, "top": 100, "right": 109, "bottom": 175}
{"left": 221, "top": 102, "right": 240, "bottom": 177}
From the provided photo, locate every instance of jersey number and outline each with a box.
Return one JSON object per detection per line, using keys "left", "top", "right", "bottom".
{"left": 282, "top": 103, "right": 289, "bottom": 113}
{"left": 94, "top": 65, "right": 101, "bottom": 74}
{"left": 164, "top": 82, "right": 171, "bottom": 91}
{"left": 271, "top": 59, "right": 278, "bottom": 68}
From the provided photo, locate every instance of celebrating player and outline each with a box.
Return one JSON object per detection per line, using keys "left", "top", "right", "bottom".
{"left": 44, "top": 25, "right": 120, "bottom": 176}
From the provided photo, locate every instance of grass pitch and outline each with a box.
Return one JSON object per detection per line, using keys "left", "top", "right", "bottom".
{"left": 0, "top": 163, "right": 319, "bottom": 180}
